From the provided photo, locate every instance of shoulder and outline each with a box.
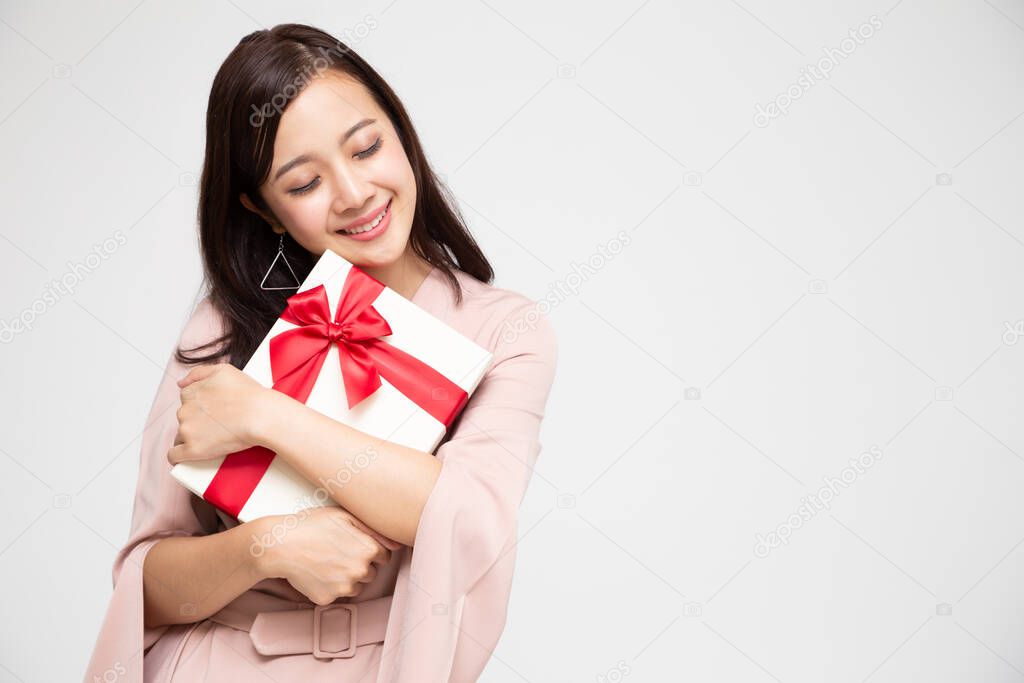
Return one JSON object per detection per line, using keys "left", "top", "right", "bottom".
{"left": 177, "top": 294, "right": 227, "bottom": 350}
{"left": 448, "top": 270, "right": 558, "bottom": 369}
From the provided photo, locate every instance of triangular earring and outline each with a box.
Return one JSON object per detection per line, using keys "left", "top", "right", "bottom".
{"left": 260, "top": 233, "right": 301, "bottom": 291}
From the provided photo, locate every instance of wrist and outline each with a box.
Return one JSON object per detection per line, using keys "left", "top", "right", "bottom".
{"left": 239, "top": 515, "right": 279, "bottom": 582}
{"left": 250, "top": 388, "right": 291, "bottom": 449}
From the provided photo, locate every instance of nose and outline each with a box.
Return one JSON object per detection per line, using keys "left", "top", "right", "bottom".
{"left": 329, "top": 166, "right": 374, "bottom": 217}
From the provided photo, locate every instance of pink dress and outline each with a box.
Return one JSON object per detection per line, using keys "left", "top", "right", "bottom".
{"left": 82, "top": 266, "right": 558, "bottom": 682}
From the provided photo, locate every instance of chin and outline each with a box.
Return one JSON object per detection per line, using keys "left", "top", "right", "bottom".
{"left": 335, "top": 243, "right": 406, "bottom": 270}
{"left": 334, "top": 228, "right": 411, "bottom": 265}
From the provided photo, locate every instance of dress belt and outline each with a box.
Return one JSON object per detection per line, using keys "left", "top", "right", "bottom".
{"left": 207, "top": 593, "right": 393, "bottom": 659}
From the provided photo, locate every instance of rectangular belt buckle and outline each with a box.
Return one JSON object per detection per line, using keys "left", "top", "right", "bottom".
{"left": 312, "top": 603, "right": 358, "bottom": 659}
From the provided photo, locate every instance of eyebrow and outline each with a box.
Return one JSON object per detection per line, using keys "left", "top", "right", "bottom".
{"left": 272, "top": 118, "right": 377, "bottom": 184}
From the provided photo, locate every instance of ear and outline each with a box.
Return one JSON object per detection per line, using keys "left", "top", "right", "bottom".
{"left": 239, "top": 192, "right": 260, "bottom": 215}
{"left": 241, "top": 193, "right": 287, "bottom": 235}
{"left": 240, "top": 193, "right": 287, "bottom": 234}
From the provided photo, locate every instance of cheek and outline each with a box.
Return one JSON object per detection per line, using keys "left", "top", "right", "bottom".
{"left": 378, "top": 144, "right": 415, "bottom": 192}
{"left": 276, "top": 195, "right": 331, "bottom": 235}
{"left": 386, "top": 162, "right": 417, "bottom": 224}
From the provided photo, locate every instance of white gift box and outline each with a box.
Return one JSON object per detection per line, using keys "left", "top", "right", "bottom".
{"left": 170, "top": 249, "right": 493, "bottom": 523}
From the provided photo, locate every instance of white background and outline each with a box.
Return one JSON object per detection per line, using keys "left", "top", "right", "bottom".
{"left": 1, "top": 0, "right": 1023, "bottom": 681}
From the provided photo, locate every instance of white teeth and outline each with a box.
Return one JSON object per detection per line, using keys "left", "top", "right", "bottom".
{"left": 341, "top": 204, "right": 388, "bottom": 235}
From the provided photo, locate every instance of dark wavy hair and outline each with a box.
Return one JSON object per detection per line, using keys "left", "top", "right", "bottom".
{"left": 176, "top": 23, "right": 493, "bottom": 369}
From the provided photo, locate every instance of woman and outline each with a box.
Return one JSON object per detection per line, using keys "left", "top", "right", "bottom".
{"left": 83, "top": 23, "right": 557, "bottom": 682}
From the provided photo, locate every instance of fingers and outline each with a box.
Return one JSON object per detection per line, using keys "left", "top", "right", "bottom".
{"left": 323, "top": 508, "right": 391, "bottom": 550}
{"left": 351, "top": 527, "right": 388, "bottom": 562}
{"left": 358, "top": 562, "right": 378, "bottom": 585}
{"left": 341, "top": 523, "right": 390, "bottom": 567}
{"left": 370, "top": 542, "right": 391, "bottom": 567}
{"left": 349, "top": 517, "right": 403, "bottom": 551}
{"left": 328, "top": 506, "right": 358, "bottom": 524}
{"left": 177, "top": 364, "right": 218, "bottom": 389}
{"left": 378, "top": 536, "right": 403, "bottom": 551}
{"left": 167, "top": 443, "right": 186, "bottom": 466}
{"left": 370, "top": 532, "right": 402, "bottom": 551}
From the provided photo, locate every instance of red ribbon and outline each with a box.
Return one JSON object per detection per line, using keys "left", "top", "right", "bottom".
{"left": 203, "top": 266, "right": 469, "bottom": 518}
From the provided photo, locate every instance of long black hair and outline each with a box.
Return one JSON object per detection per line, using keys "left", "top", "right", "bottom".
{"left": 177, "top": 23, "right": 493, "bottom": 369}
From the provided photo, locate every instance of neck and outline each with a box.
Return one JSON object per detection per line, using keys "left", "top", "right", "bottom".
{"left": 360, "top": 249, "right": 434, "bottom": 301}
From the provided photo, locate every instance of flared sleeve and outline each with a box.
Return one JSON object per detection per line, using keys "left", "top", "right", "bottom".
{"left": 83, "top": 297, "right": 225, "bottom": 683}
{"left": 378, "top": 301, "right": 559, "bottom": 682}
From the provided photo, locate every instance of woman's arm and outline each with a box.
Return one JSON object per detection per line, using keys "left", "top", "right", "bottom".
{"left": 142, "top": 517, "right": 271, "bottom": 629}
{"left": 144, "top": 506, "right": 395, "bottom": 627}
{"left": 253, "top": 390, "right": 442, "bottom": 547}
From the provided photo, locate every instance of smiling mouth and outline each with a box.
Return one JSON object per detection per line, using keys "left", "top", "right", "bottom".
{"left": 337, "top": 199, "right": 391, "bottom": 235}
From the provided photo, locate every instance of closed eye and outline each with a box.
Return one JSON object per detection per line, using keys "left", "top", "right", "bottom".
{"left": 288, "top": 178, "right": 319, "bottom": 196}
{"left": 287, "top": 137, "right": 384, "bottom": 196}
{"left": 356, "top": 136, "right": 383, "bottom": 159}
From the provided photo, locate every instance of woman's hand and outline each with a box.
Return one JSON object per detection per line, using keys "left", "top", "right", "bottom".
{"left": 254, "top": 506, "right": 395, "bottom": 605}
{"left": 168, "top": 363, "right": 273, "bottom": 465}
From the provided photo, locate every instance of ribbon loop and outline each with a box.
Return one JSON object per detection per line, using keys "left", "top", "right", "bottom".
{"left": 271, "top": 266, "right": 467, "bottom": 421}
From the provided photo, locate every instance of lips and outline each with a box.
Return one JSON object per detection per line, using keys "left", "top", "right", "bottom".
{"left": 335, "top": 198, "right": 392, "bottom": 241}
{"left": 338, "top": 199, "right": 391, "bottom": 234}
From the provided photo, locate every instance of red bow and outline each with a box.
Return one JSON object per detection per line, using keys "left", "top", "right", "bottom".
{"left": 270, "top": 267, "right": 467, "bottom": 422}
{"left": 202, "top": 265, "right": 469, "bottom": 518}
{"left": 271, "top": 268, "right": 395, "bottom": 411}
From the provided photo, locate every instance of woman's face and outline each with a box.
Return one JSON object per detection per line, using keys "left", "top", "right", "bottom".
{"left": 246, "top": 70, "right": 417, "bottom": 269}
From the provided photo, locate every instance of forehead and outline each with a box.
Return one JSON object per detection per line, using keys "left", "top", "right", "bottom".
{"left": 275, "top": 71, "right": 381, "bottom": 143}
